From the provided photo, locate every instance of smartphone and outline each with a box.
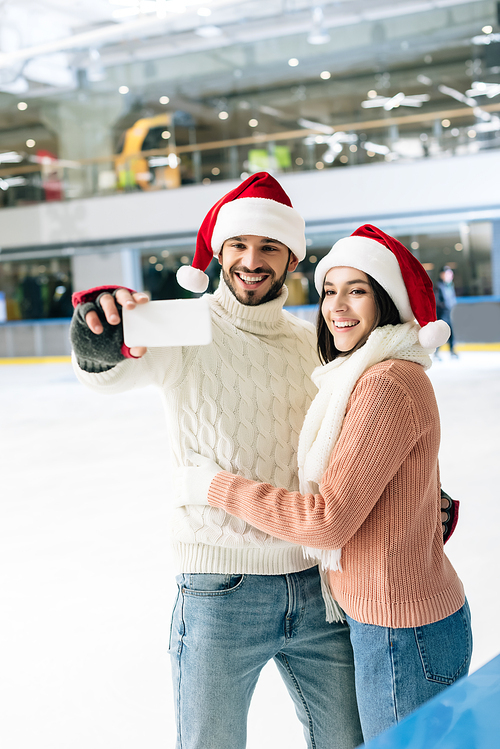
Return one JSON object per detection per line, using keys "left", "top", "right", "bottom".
{"left": 122, "top": 297, "right": 212, "bottom": 348}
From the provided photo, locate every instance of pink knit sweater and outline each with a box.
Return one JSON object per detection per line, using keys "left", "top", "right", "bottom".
{"left": 208, "top": 359, "right": 465, "bottom": 628}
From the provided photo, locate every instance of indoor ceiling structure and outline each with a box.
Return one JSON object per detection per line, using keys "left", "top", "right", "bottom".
{"left": 0, "top": 0, "right": 496, "bottom": 96}
{"left": 0, "top": 0, "right": 498, "bottom": 176}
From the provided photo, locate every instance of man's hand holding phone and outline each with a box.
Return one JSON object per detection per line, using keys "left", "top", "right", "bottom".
{"left": 85, "top": 288, "right": 149, "bottom": 358}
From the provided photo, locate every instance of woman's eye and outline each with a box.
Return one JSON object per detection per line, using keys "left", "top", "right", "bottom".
{"left": 351, "top": 289, "right": 366, "bottom": 295}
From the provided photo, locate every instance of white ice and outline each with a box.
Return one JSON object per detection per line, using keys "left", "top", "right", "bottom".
{"left": 1, "top": 352, "right": 499, "bottom": 749}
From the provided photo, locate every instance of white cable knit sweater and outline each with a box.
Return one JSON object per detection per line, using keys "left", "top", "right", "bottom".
{"left": 72, "top": 279, "right": 320, "bottom": 574}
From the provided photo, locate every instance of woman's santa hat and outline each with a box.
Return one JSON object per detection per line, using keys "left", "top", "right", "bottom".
{"left": 176, "top": 171, "right": 306, "bottom": 293}
{"left": 314, "top": 224, "right": 450, "bottom": 350}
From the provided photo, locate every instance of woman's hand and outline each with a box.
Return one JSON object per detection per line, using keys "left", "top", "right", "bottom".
{"left": 173, "top": 451, "right": 224, "bottom": 508}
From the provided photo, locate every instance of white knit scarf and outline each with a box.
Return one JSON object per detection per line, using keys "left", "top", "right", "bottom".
{"left": 297, "top": 322, "right": 431, "bottom": 618}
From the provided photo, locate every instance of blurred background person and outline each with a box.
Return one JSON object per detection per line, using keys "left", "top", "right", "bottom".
{"left": 435, "top": 265, "right": 458, "bottom": 359}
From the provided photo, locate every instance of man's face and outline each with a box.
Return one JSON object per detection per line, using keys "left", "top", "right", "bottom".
{"left": 218, "top": 235, "right": 299, "bottom": 306}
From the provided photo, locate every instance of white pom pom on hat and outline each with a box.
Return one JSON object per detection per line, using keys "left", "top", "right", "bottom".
{"left": 176, "top": 172, "right": 306, "bottom": 293}
{"left": 314, "top": 224, "right": 450, "bottom": 350}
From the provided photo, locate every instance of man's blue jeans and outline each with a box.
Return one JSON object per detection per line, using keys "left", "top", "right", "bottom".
{"left": 346, "top": 599, "right": 472, "bottom": 744}
{"left": 169, "top": 566, "right": 363, "bottom": 749}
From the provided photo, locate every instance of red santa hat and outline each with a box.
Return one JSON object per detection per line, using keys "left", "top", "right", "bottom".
{"left": 314, "top": 224, "right": 450, "bottom": 350}
{"left": 176, "top": 172, "right": 306, "bottom": 293}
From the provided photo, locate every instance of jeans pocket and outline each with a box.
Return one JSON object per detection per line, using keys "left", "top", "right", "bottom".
{"left": 181, "top": 573, "right": 245, "bottom": 597}
{"left": 415, "top": 601, "right": 472, "bottom": 685}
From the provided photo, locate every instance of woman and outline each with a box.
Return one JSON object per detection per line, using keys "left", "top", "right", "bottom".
{"left": 179, "top": 224, "right": 472, "bottom": 744}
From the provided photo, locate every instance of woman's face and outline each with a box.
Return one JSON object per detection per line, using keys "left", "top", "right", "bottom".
{"left": 321, "top": 266, "right": 378, "bottom": 353}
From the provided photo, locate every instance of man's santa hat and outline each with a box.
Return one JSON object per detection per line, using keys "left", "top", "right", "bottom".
{"left": 176, "top": 172, "right": 306, "bottom": 293}
{"left": 314, "top": 224, "right": 450, "bottom": 350}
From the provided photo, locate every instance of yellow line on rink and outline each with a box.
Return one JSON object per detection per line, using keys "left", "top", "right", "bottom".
{"left": 0, "top": 356, "right": 72, "bottom": 365}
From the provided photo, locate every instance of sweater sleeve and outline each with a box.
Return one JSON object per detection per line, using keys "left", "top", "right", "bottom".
{"left": 208, "top": 370, "right": 421, "bottom": 549}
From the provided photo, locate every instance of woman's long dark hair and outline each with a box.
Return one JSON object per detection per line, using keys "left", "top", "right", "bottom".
{"left": 316, "top": 272, "right": 401, "bottom": 365}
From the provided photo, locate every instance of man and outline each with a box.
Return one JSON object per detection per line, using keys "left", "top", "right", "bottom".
{"left": 70, "top": 173, "right": 363, "bottom": 749}
{"left": 435, "top": 265, "right": 458, "bottom": 359}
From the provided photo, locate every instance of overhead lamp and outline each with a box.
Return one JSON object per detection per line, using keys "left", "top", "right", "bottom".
{"left": 118, "top": 85, "right": 129, "bottom": 94}
{"left": 471, "top": 32, "right": 500, "bottom": 44}
{"left": 307, "top": 7, "right": 330, "bottom": 45}
{"left": 17, "top": 101, "right": 28, "bottom": 111}
{"left": 438, "top": 84, "right": 476, "bottom": 107}
{"left": 159, "top": 95, "right": 170, "bottom": 104}
{"left": 26, "top": 139, "right": 36, "bottom": 148}
{"left": 218, "top": 110, "right": 229, "bottom": 120}
{"left": 466, "top": 81, "right": 500, "bottom": 99}
{"left": 361, "top": 141, "right": 390, "bottom": 156}
{"left": 417, "top": 74, "right": 432, "bottom": 86}
{"left": 482, "top": 25, "right": 493, "bottom": 34}
{"left": 297, "top": 117, "right": 334, "bottom": 134}
{"left": 87, "top": 49, "right": 106, "bottom": 83}
{"left": 195, "top": 24, "right": 222, "bottom": 37}
{"left": 361, "top": 93, "right": 430, "bottom": 110}
{"left": 0, "top": 151, "right": 23, "bottom": 163}
{"left": 248, "top": 118, "right": 258, "bottom": 127}
{"left": 288, "top": 58, "right": 299, "bottom": 67}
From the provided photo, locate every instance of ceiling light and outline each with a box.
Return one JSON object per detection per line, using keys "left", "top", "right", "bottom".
{"left": 482, "top": 25, "right": 493, "bottom": 34}
{"left": 308, "top": 6, "right": 330, "bottom": 45}
{"left": 218, "top": 111, "right": 229, "bottom": 120}
{"left": 161, "top": 130, "right": 171, "bottom": 139}
{"left": 112, "top": 7, "right": 141, "bottom": 19}
{"left": 467, "top": 129, "right": 476, "bottom": 138}
{"left": 438, "top": 84, "right": 476, "bottom": 107}
{"left": 159, "top": 95, "right": 170, "bottom": 104}
{"left": 17, "top": 102, "right": 28, "bottom": 110}
{"left": 288, "top": 58, "right": 299, "bottom": 67}
{"left": 367, "top": 90, "right": 377, "bottom": 98}
{"left": 297, "top": 117, "right": 334, "bottom": 134}
{"left": 441, "top": 119, "right": 451, "bottom": 127}
{"left": 308, "top": 30, "right": 330, "bottom": 45}
{"left": 26, "top": 139, "right": 36, "bottom": 148}
{"left": 362, "top": 141, "right": 390, "bottom": 155}
{"left": 471, "top": 32, "right": 500, "bottom": 44}
{"left": 417, "top": 74, "right": 432, "bottom": 86}
{"left": 361, "top": 93, "right": 429, "bottom": 109}
{"left": 0, "top": 151, "right": 23, "bottom": 163}
{"left": 466, "top": 81, "right": 500, "bottom": 99}
{"left": 119, "top": 85, "right": 129, "bottom": 94}
{"left": 195, "top": 25, "right": 222, "bottom": 37}
{"left": 411, "top": 242, "right": 420, "bottom": 250}
{"left": 320, "top": 71, "right": 331, "bottom": 80}
{"left": 86, "top": 48, "right": 106, "bottom": 82}
{"left": 248, "top": 118, "right": 258, "bottom": 127}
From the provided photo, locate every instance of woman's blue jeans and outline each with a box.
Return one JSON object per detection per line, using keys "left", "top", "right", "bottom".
{"left": 346, "top": 599, "right": 472, "bottom": 744}
{"left": 169, "top": 566, "right": 363, "bottom": 749}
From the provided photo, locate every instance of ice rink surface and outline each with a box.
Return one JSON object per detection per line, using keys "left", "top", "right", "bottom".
{"left": 1, "top": 352, "right": 499, "bottom": 749}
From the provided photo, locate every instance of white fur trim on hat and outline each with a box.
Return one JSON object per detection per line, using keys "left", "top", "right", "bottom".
{"left": 211, "top": 197, "right": 306, "bottom": 261}
{"left": 314, "top": 236, "right": 414, "bottom": 322}
{"left": 176, "top": 265, "right": 209, "bottom": 293}
{"left": 418, "top": 319, "right": 450, "bottom": 349}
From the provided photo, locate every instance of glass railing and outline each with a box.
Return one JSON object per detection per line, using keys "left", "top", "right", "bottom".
{"left": 1, "top": 101, "right": 499, "bottom": 208}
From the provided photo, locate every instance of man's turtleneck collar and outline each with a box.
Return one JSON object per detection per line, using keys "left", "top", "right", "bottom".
{"left": 211, "top": 276, "right": 289, "bottom": 334}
